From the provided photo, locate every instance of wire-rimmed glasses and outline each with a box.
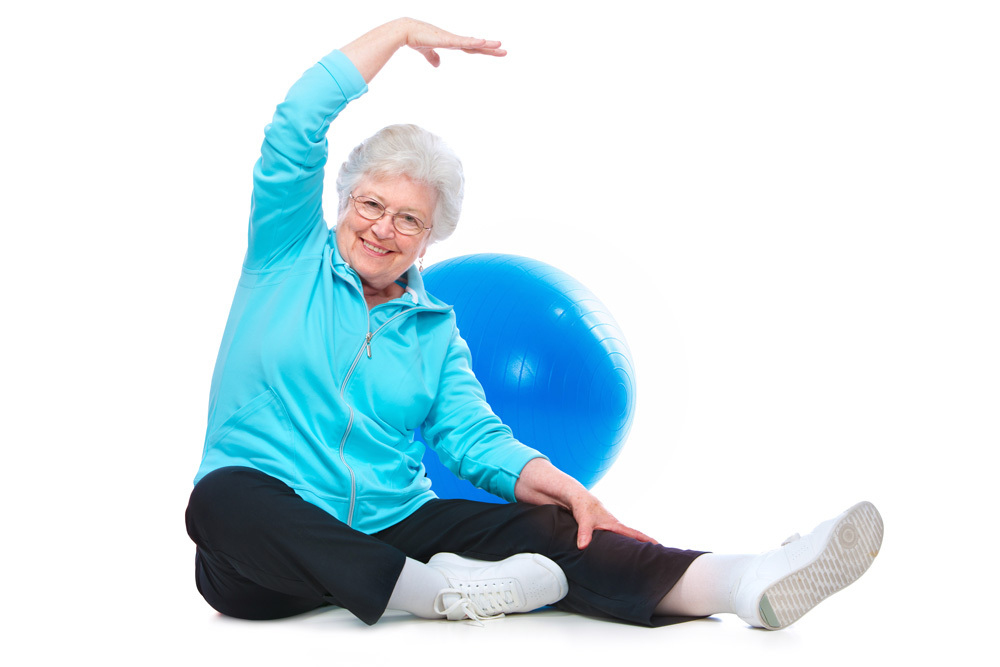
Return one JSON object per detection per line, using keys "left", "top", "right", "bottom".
{"left": 349, "top": 193, "right": 430, "bottom": 236}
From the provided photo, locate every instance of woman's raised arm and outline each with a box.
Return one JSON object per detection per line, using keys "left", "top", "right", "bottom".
{"left": 243, "top": 18, "right": 503, "bottom": 271}
{"left": 340, "top": 17, "right": 506, "bottom": 84}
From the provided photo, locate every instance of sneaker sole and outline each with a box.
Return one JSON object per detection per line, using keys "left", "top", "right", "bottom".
{"left": 758, "top": 501, "right": 883, "bottom": 629}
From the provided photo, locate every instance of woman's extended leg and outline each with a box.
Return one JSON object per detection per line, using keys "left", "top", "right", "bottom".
{"left": 376, "top": 498, "right": 883, "bottom": 629}
{"left": 656, "top": 501, "right": 884, "bottom": 629}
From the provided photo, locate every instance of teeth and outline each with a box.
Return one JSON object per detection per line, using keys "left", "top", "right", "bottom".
{"left": 362, "top": 240, "right": 389, "bottom": 255}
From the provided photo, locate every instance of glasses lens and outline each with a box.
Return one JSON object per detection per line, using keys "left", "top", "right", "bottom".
{"left": 354, "top": 196, "right": 384, "bottom": 220}
{"left": 393, "top": 214, "right": 424, "bottom": 236}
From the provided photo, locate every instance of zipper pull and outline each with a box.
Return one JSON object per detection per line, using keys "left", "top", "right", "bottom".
{"left": 365, "top": 332, "right": 373, "bottom": 358}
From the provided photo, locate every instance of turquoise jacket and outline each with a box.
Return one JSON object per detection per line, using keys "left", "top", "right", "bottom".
{"left": 194, "top": 50, "right": 544, "bottom": 534}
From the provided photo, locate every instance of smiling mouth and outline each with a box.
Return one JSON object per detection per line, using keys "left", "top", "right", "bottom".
{"left": 362, "top": 239, "right": 391, "bottom": 256}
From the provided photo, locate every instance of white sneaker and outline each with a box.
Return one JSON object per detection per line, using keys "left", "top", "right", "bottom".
{"left": 732, "top": 501, "right": 884, "bottom": 630}
{"left": 428, "top": 553, "right": 569, "bottom": 623}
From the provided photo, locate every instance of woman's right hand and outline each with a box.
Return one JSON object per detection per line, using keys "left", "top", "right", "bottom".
{"left": 340, "top": 18, "right": 506, "bottom": 84}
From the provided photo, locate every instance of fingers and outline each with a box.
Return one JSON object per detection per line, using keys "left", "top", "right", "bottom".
{"left": 577, "top": 517, "right": 596, "bottom": 550}
{"left": 412, "top": 39, "right": 507, "bottom": 67}
{"left": 459, "top": 40, "right": 506, "bottom": 56}
{"left": 415, "top": 42, "right": 505, "bottom": 68}
{"left": 594, "top": 523, "right": 660, "bottom": 547}
{"left": 462, "top": 46, "right": 507, "bottom": 57}
{"left": 616, "top": 524, "right": 660, "bottom": 546}
{"left": 576, "top": 516, "right": 660, "bottom": 550}
{"left": 568, "top": 488, "right": 658, "bottom": 549}
{"left": 414, "top": 33, "right": 501, "bottom": 52}
{"left": 402, "top": 19, "right": 506, "bottom": 61}
{"left": 419, "top": 48, "right": 441, "bottom": 68}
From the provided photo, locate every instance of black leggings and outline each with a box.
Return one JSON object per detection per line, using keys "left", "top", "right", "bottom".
{"left": 185, "top": 466, "right": 705, "bottom": 626}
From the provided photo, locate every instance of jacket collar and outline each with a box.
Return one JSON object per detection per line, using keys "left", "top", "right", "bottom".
{"left": 328, "top": 231, "right": 450, "bottom": 312}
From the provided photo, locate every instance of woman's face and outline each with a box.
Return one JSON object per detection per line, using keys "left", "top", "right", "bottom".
{"left": 336, "top": 173, "right": 435, "bottom": 295}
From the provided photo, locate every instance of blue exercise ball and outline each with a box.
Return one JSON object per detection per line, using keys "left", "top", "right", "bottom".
{"left": 417, "top": 254, "right": 636, "bottom": 503}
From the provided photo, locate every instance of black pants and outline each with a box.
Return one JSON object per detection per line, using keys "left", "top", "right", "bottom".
{"left": 185, "top": 467, "right": 705, "bottom": 626}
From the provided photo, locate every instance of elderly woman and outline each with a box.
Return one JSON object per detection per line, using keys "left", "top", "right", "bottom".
{"left": 185, "top": 18, "right": 882, "bottom": 628}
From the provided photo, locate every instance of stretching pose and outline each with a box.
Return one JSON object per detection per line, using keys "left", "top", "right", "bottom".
{"left": 186, "top": 18, "right": 883, "bottom": 628}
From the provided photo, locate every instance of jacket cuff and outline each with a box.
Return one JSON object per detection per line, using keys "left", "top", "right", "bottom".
{"left": 318, "top": 49, "right": 369, "bottom": 101}
{"left": 496, "top": 452, "right": 550, "bottom": 502}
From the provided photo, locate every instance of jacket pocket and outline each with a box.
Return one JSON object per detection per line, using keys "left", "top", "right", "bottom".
{"left": 206, "top": 388, "right": 293, "bottom": 461}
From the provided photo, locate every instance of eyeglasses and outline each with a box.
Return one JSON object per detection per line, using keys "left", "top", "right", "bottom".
{"left": 349, "top": 194, "right": 431, "bottom": 236}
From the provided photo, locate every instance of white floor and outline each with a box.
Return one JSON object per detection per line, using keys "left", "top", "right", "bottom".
{"left": 10, "top": 459, "right": 989, "bottom": 666}
{"left": 23, "top": 553, "right": 984, "bottom": 666}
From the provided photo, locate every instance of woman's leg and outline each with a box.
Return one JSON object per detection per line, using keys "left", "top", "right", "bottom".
{"left": 377, "top": 498, "right": 883, "bottom": 629}
{"left": 376, "top": 499, "right": 706, "bottom": 627}
{"left": 656, "top": 501, "right": 884, "bottom": 629}
{"left": 185, "top": 467, "right": 567, "bottom": 624}
{"left": 185, "top": 467, "right": 407, "bottom": 624}
{"left": 654, "top": 554, "right": 754, "bottom": 618}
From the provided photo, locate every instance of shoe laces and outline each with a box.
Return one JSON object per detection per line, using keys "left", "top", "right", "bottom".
{"left": 781, "top": 533, "right": 801, "bottom": 546}
{"left": 433, "top": 581, "right": 523, "bottom": 625}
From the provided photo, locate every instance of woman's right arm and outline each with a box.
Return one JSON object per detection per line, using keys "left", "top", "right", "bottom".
{"left": 245, "top": 50, "right": 367, "bottom": 271}
{"left": 245, "top": 19, "right": 504, "bottom": 271}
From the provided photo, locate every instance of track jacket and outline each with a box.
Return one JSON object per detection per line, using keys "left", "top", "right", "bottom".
{"left": 194, "top": 49, "right": 544, "bottom": 534}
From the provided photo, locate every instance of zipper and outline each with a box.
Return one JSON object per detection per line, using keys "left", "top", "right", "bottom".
{"left": 336, "top": 337, "right": 369, "bottom": 528}
{"left": 363, "top": 307, "right": 441, "bottom": 357}
{"left": 329, "top": 248, "right": 450, "bottom": 527}
{"left": 336, "top": 408, "right": 357, "bottom": 526}
{"left": 335, "top": 305, "right": 442, "bottom": 527}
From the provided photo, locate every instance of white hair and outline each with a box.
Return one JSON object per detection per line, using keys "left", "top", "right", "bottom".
{"left": 335, "top": 124, "right": 464, "bottom": 244}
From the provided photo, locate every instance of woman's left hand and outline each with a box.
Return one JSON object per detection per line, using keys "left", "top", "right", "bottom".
{"left": 514, "top": 458, "right": 658, "bottom": 549}
{"left": 566, "top": 487, "right": 659, "bottom": 550}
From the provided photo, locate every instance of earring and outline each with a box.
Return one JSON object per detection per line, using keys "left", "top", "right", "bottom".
{"left": 418, "top": 257, "right": 424, "bottom": 272}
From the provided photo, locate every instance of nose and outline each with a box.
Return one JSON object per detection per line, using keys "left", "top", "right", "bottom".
{"left": 370, "top": 213, "right": 396, "bottom": 239}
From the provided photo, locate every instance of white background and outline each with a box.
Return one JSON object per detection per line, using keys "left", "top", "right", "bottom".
{"left": 3, "top": 1, "right": 997, "bottom": 664}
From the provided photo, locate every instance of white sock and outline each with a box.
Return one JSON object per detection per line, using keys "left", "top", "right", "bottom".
{"left": 655, "top": 553, "right": 755, "bottom": 617}
{"left": 385, "top": 557, "right": 451, "bottom": 619}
